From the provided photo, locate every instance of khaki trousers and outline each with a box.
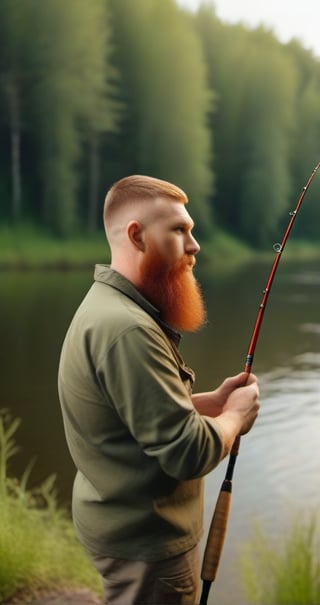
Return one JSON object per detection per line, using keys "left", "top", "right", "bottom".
{"left": 92, "top": 545, "right": 200, "bottom": 605}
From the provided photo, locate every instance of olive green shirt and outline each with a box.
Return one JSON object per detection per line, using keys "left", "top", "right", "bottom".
{"left": 58, "top": 265, "right": 223, "bottom": 561}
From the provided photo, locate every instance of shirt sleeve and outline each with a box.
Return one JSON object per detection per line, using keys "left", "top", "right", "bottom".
{"left": 96, "top": 324, "right": 223, "bottom": 480}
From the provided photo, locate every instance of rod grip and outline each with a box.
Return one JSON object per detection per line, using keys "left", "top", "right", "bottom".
{"left": 201, "top": 479, "right": 232, "bottom": 582}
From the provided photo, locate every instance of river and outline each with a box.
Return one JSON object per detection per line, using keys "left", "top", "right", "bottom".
{"left": 1, "top": 258, "right": 319, "bottom": 604}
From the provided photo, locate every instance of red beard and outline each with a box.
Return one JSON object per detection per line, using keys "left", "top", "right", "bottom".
{"left": 139, "top": 244, "right": 207, "bottom": 332}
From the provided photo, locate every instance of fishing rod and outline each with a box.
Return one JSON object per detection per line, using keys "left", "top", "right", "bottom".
{"left": 199, "top": 161, "right": 320, "bottom": 605}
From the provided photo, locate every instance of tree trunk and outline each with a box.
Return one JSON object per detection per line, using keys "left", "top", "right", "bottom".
{"left": 6, "top": 77, "right": 22, "bottom": 221}
{"left": 4, "top": 75, "right": 22, "bottom": 221}
{"left": 88, "top": 131, "right": 100, "bottom": 232}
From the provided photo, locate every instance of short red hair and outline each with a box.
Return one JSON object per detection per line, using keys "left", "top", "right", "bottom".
{"left": 104, "top": 174, "right": 188, "bottom": 229}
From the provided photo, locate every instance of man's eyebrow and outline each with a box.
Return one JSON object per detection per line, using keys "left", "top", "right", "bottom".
{"left": 174, "top": 217, "right": 195, "bottom": 229}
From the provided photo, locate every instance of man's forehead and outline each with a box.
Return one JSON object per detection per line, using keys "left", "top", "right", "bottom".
{"left": 152, "top": 197, "right": 194, "bottom": 225}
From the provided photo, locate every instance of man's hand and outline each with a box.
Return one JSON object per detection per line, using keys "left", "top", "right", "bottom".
{"left": 192, "top": 372, "right": 260, "bottom": 456}
{"left": 222, "top": 374, "right": 260, "bottom": 435}
{"left": 192, "top": 372, "right": 258, "bottom": 420}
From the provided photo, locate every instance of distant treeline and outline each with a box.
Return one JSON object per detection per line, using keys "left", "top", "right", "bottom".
{"left": 1, "top": 0, "right": 320, "bottom": 246}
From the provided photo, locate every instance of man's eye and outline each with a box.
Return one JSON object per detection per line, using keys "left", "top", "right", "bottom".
{"left": 175, "top": 226, "right": 185, "bottom": 233}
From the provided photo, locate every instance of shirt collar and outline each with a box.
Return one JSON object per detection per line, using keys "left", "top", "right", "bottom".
{"left": 94, "top": 264, "right": 181, "bottom": 346}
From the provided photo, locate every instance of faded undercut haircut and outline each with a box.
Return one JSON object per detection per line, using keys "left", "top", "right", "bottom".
{"left": 103, "top": 174, "right": 188, "bottom": 229}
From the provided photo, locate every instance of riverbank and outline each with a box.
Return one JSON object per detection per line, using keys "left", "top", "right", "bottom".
{"left": 2, "top": 224, "right": 320, "bottom": 272}
{"left": 0, "top": 411, "right": 103, "bottom": 605}
{"left": 0, "top": 225, "right": 109, "bottom": 270}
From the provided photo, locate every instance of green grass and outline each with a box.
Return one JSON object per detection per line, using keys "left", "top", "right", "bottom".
{"left": 0, "top": 224, "right": 110, "bottom": 269}
{"left": 197, "top": 231, "right": 320, "bottom": 279}
{"left": 0, "top": 409, "right": 102, "bottom": 603}
{"left": 279, "top": 238, "right": 320, "bottom": 260}
{"left": 200, "top": 230, "right": 253, "bottom": 264}
{"left": 240, "top": 516, "right": 320, "bottom": 604}
{"left": 1, "top": 224, "right": 320, "bottom": 271}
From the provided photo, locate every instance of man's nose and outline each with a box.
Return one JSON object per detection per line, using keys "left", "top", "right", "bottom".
{"left": 186, "top": 233, "right": 200, "bottom": 255}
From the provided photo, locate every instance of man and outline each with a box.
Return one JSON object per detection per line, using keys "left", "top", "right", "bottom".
{"left": 58, "top": 175, "right": 259, "bottom": 605}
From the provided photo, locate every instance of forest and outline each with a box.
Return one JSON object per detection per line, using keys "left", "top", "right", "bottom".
{"left": 1, "top": 0, "right": 320, "bottom": 247}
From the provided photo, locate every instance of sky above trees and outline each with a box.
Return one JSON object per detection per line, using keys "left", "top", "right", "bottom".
{"left": 178, "top": 0, "right": 320, "bottom": 58}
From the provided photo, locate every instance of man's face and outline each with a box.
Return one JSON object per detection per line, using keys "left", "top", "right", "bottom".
{"left": 142, "top": 198, "right": 200, "bottom": 270}
{"left": 138, "top": 200, "right": 206, "bottom": 332}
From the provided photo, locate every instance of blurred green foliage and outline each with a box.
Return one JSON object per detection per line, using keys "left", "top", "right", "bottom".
{"left": 0, "top": 0, "right": 319, "bottom": 246}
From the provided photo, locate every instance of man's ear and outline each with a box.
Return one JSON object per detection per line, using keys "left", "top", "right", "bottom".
{"left": 127, "top": 220, "right": 146, "bottom": 251}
